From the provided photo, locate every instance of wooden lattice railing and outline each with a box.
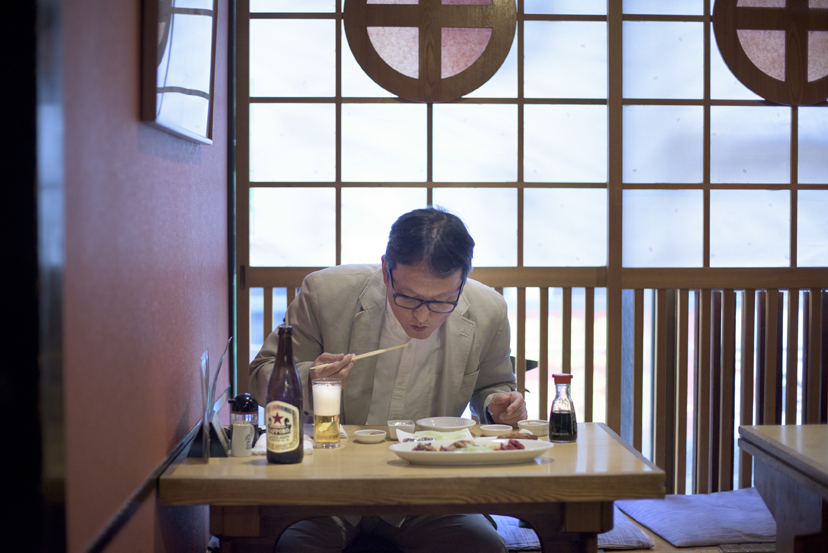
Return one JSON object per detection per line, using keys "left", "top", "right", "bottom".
{"left": 241, "top": 265, "right": 827, "bottom": 496}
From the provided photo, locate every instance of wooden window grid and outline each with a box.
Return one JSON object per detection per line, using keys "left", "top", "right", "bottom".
{"left": 235, "top": 1, "right": 828, "bottom": 492}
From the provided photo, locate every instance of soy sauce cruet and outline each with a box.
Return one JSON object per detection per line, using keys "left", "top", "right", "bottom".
{"left": 549, "top": 373, "right": 577, "bottom": 442}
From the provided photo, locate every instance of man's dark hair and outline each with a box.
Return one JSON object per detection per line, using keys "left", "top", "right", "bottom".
{"left": 385, "top": 207, "right": 475, "bottom": 280}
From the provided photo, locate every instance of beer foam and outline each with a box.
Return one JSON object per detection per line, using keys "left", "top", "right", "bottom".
{"left": 313, "top": 385, "right": 341, "bottom": 416}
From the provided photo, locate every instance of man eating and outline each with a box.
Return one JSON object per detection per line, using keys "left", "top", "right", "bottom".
{"left": 250, "top": 206, "right": 527, "bottom": 552}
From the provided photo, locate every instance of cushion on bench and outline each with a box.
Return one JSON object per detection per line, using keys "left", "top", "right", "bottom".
{"left": 492, "top": 506, "right": 654, "bottom": 551}
{"left": 615, "top": 487, "right": 776, "bottom": 548}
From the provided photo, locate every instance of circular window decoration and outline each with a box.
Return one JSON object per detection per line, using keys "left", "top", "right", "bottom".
{"left": 344, "top": 0, "right": 517, "bottom": 103}
{"left": 713, "top": 0, "right": 828, "bottom": 106}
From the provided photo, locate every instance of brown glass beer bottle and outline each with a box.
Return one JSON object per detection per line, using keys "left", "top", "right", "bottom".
{"left": 265, "top": 324, "right": 304, "bottom": 464}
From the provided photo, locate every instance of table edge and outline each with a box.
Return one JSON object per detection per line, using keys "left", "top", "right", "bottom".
{"left": 160, "top": 423, "right": 668, "bottom": 507}
{"left": 738, "top": 425, "right": 828, "bottom": 489}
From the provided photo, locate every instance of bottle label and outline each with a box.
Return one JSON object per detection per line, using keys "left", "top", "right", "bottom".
{"left": 266, "top": 401, "right": 301, "bottom": 453}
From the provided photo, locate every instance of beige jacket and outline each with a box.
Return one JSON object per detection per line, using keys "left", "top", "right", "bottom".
{"left": 249, "top": 264, "right": 516, "bottom": 424}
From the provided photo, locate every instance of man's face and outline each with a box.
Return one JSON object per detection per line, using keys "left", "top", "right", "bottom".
{"left": 381, "top": 258, "right": 464, "bottom": 340}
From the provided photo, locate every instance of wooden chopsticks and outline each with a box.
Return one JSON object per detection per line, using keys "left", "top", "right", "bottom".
{"left": 312, "top": 342, "right": 410, "bottom": 371}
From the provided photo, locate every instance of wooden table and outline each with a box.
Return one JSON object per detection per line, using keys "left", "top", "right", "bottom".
{"left": 160, "top": 423, "right": 664, "bottom": 553}
{"left": 739, "top": 425, "right": 828, "bottom": 553}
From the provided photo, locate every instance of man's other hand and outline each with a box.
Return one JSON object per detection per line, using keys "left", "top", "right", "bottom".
{"left": 489, "top": 391, "right": 527, "bottom": 427}
{"left": 309, "top": 353, "right": 356, "bottom": 388}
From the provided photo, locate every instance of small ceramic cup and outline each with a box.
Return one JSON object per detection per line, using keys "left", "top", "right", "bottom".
{"left": 518, "top": 419, "right": 549, "bottom": 436}
{"left": 230, "top": 422, "right": 256, "bottom": 456}
{"left": 479, "top": 424, "right": 512, "bottom": 437}
{"left": 387, "top": 420, "right": 415, "bottom": 440}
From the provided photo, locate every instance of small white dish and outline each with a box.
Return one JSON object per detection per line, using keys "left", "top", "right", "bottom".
{"left": 518, "top": 419, "right": 549, "bottom": 436}
{"left": 479, "top": 424, "right": 513, "bottom": 437}
{"left": 416, "top": 417, "right": 476, "bottom": 432}
{"left": 353, "top": 429, "right": 387, "bottom": 444}
{"left": 387, "top": 420, "right": 416, "bottom": 440}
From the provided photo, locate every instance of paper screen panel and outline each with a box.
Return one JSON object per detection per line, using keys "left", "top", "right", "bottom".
{"left": 251, "top": 0, "right": 335, "bottom": 11}
{"left": 249, "top": 104, "right": 336, "bottom": 182}
{"left": 623, "top": 21, "right": 704, "bottom": 99}
{"left": 432, "top": 188, "right": 517, "bottom": 266}
{"left": 464, "top": 37, "right": 517, "bottom": 98}
{"left": 622, "top": 190, "right": 703, "bottom": 268}
{"left": 342, "top": 20, "right": 395, "bottom": 97}
{"left": 249, "top": 188, "right": 336, "bottom": 266}
{"left": 623, "top": 0, "right": 704, "bottom": 14}
{"left": 250, "top": 19, "right": 335, "bottom": 97}
{"left": 525, "top": 0, "right": 605, "bottom": 14}
{"left": 798, "top": 107, "right": 828, "bottom": 184}
{"left": 809, "top": 31, "right": 828, "bottom": 82}
{"left": 711, "top": 23, "right": 763, "bottom": 100}
{"left": 797, "top": 190, "right": 828, "bottom": 267}
{"left": 341, "top": 104, "right": 427, "bottom": 182}
{"left": 524, "top": 105, "right": 608, "bottom": 183}
{"left": 710, "top": 106, "right": 791, "bottom": 184}
{"left": 710, "top": 189, "right": 790, "bottom": 268}
{"left": 341, "top": 188, "right": 427, "bottom": 264}
{"left": 737, "top": 30, "right": 786, "bottom": 81}
{"left": 736, "top": 0, "right": 785, "bottom": 7}
{"left": 442, "top": 28, "right": 492, "bottom": 78}
{"left": 524, "top": 21, "right": 607, "bottom": 99}
{"left": 368, "top": 27, "right": 419, "bottom": 78}
{"left": 623, "top": 105, "right": 704, "bottom": 183}
{"left": 433, "top": 104, "right": 517, "bottom": 182}
{"left": 524, "top": 188, "right": 608, "bottom": 267}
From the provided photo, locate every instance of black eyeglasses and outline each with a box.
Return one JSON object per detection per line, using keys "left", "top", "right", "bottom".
{"left": 387, "top": 268, "right": 464, "bottom": 313}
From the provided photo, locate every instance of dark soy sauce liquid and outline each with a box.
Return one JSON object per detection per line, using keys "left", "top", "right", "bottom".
{"left": 549, "top": 412, "right": 577, "bottom": 442}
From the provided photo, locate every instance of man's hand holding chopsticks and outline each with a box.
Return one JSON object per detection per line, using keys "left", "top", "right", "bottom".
{"left": 306, "top": 343, "right": 409, "bottom": 390}
{"left": 309, "top": 353, "right": 356, "bottom": 388}
{"left": 488, "top": 391, "right": 528, "bottom": 427}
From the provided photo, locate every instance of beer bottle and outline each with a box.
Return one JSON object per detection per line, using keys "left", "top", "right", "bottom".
{"left": 265, "top": 324, "right": 304, "bottom": 464}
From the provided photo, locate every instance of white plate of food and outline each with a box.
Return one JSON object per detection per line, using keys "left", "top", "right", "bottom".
{"left": 389, "top": 438, "right": 553, "bottom": 466}
{"left": 415, "top": 417, "right": 476, "bottom": 432}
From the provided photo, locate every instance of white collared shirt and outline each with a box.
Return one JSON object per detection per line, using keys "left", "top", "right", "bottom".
{"left": 347, "top": 299, "right": 445, "bottom": 527}
{"left": 365, "top": 298, "right": 445, "bottom": 424}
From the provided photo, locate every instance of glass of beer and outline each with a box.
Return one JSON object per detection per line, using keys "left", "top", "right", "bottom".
{"left": 312, "top": 378, "right": 341, "bottom": 448}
